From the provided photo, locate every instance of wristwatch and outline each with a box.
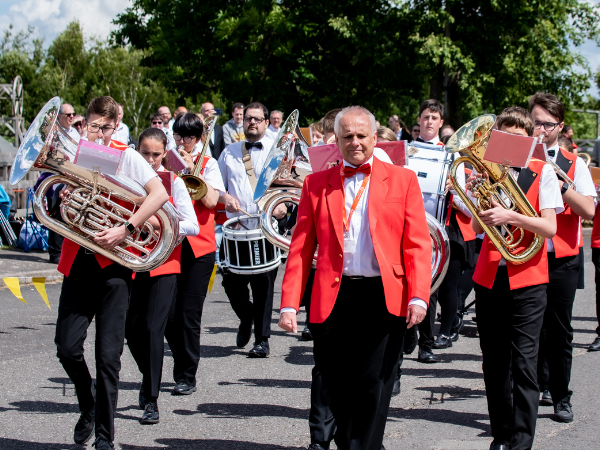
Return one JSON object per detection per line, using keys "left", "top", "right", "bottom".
{"left": 124, "top": 221, "right": 136, "bottom": 235}
{"left": 560, "top": 183, "right": 569, "bottom": 196}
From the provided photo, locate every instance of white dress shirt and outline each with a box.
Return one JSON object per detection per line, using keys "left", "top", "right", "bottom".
{"left": 118, "top": 147, "right": 159, "bottom": 187}
{"left": 217, "top": 136, "right": 275, "bottom": 220}
{"left": 545, "top": 144, "right": 597, "bottom": 253}
{"left": 113, "top": 123, "right": 130, "bottom": 145}
{"left": 162, "top": 127, "right": 176, "bottom": 151}
{"left": 157, "top": 166, "right": 199, "bottom": 237}
{"left": 191, "top": 141, "right": 212, "bottom": 159}
{"left": 265, "top": 124, "right": 279, "bottom": 141}
{"left": 66, "top": 126, "right": 81, "bottom": 142}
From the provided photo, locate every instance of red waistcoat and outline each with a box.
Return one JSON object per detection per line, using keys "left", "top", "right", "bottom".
{"left": 552, "top": 148, "right": 580, "bottom": 258}
{"left": 473, "top": 159, "right": 548, "bottom": 290}
{"left": 592, "top": 204, "right": 600, "bottom": 249}
{"left": 186, "top": 156, "right": 217, "bottom": 258}
{"left": 454, "top": 167, "right": 476, "bottom": 242}
{"left": 58, "top": 140, "right": 129, "bottom": 277}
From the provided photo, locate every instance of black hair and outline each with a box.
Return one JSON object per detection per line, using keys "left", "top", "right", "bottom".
{"left": 244, "top": 102, "right": 269, "bottom": 120}
{"left": 173, "top": 112, "right": 204, "bottom": 138}
{"left": 232, "top": 102, "right": 245, "bottom": 112}
{"left": 138, "top": 127, "right": 167, "bottom": 149}
{"left": 418, "top": 99, "right": 444, "bottom": 118}
{"left": 150, "top": 113, "right": 163, "bottom": 124}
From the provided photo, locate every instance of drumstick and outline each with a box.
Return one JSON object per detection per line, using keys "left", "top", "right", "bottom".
{"left": 237, "top": 207, "right": 253, "bottom": 217}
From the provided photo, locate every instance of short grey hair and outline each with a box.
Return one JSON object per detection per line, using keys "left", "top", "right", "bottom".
{"left": 270, "top": 110, "right": 283, "bottom": 117}
{"left": 60, "top": 103, "right": 73, "bottom": 114}
{"left": 334, "top": 106, "right": 377, "bottom": 135}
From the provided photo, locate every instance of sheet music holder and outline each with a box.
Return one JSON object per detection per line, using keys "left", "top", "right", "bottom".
{"left": 74, "top": 139, "right": 123, "bottom": 176}
{"left": 483, "top": 129, "right": 537, "bottom": 168}
{"left": 157, "top": 171, "right": 173, "bottom": 196}
{"left": 165, "top": 147, "right": 188, "bottom": 172}
{"left": 307, "top": 143, "right": 343, "bottom": 173}
{"left": 375, "top": 141, "right": 406, "bottom": 166}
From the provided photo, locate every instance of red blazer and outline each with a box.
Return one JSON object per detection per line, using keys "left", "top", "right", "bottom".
{"left": 280, "top": 157, "right": 432, "bottom": 323}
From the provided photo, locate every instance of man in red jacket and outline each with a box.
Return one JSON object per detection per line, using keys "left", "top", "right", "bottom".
{"left": 279, "top": 106, "right": 431, "bottom": 450}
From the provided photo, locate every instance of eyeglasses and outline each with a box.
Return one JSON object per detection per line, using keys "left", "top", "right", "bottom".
{"left": 173, "top": 134, "right": 196, "bottom": 143}
{"left": 62, "top": 113, "right": 75, "bottom": 118}
{"left": 244, "top": 116, "right": 266, "bottom": 124}
{"left": 534, "top": 121, "right": 561, "bottom": 131}
{"left": 86, "top": 124, "right": 115, "bottom": 135}
{"left": 152, "top": 121, "right": 163, "bottom": 125}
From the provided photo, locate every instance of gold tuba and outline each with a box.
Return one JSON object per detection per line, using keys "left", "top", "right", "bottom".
{"left": 10, "top": 97, "right": 180, "bottom": 272}
{"left": 256, "top": 110, "right": 450, "bottom": 292}
{"left": 446, "top": 115, "right": 543, "bottom": 264}
{"left": 180, "top": 115, "right": 218, "bottom": 200}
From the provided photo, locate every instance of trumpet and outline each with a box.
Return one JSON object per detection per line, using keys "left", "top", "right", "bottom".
{"left": 180, "top": 115, "right": 218, "bottom": 200}
{"left": 541, "top": 135, "right": 576, "bottom": 191}
{"left": 446, "top": 115, "right": 544, "bottom": 265}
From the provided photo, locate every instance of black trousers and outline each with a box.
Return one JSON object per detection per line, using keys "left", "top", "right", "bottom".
{"left": 126, "top": 272, "right": 177, "bottom": 400}
{"left": 222, "top": 267, "right": 278, "bottom": 342}
{"left": 437, "top": 244, "right": 469, "bottom": 336}
{"left": 457, "top": 237, "right": 483, "bottom": 313}
{"left": 593, "top": 248, "right": 600, "bottom": 336}
{"left": 54, "top": 249, "right": 132, "bottom": 442}
{"left": 418, "top": 289, "right": 438, "bottom": 349}
{"left": 311, "top": 276, "right": 406, "bottom": 450}
{"left": 164, "top": 241, "right": 215, "bottom": 386}
{"left": 537, "top": 252, "right": 579, "bottom": 404}
{"left": 475, "top": 268, "right": 546, "bottom": 450}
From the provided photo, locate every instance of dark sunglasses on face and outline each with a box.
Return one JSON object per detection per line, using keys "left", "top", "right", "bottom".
{"left": 62, "top": 113, "right": 75, "bottom": 118}
{"left": 152, "top": 121, "right": 163, "bottom": 125}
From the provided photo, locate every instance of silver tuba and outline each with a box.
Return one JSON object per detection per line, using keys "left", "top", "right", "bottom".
{"left": 255, "top": 110, "right": 450, "bottom": 292}
{"left": 10, "top": 97, "right": 180, "bottom": 272}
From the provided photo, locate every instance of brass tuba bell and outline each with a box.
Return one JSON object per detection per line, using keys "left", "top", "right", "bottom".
{"left": 10, "top": 97, "right": 180, "bottom": 271}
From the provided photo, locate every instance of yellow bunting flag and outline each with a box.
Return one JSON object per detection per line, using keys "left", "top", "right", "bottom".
{"left": 2, "top": 277, "right": 27, "bottom": 304}
{"left": 208, "top": 264, "right": 218, "bottom": 294}
{"left": 32, "top": 277, "right": 50, "bottom": 309}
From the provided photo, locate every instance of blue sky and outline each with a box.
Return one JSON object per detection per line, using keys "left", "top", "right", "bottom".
{"left": 0, "top": 0, "right": 598, "bottom": 97}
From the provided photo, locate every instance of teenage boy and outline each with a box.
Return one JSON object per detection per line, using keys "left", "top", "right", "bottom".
{"left": 54, "top": 96, "right": 169, "bottom": 449}
{"left": 529, "top": 92, "right": 596, "bottom": 423}
{"left": 469, "top": 106, "right": 563, "bottom": 450}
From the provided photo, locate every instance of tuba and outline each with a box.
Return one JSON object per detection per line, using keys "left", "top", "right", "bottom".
{"left": 10, "top": 97, "right": 180, "bottom": 272}
{"left": 446, "top": 114, "right": 543, "bottom": 264}
{"left": 256, "top": 110, "right": 450, "bottom": 292}
{"left": 180, "top": 115, "right": 218, "bottom": 200}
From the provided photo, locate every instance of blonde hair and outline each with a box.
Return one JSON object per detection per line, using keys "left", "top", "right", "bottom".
{"left": 376, "top": 126, "right": 397, "bottom": 142}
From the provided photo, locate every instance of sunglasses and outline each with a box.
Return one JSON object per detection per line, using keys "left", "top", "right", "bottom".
{"left": 62, "top": 113, "right": 75, "bottom": 118}
{"left": 152, "top": 121, "right": 163, "bottom": 125}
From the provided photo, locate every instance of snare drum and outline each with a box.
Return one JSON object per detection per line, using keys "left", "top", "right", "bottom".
{"left": 405, "top": 142, "right": 452, "bottom": 223}
{"left": 221, "top": 215, "right": 282, "bottom": 274}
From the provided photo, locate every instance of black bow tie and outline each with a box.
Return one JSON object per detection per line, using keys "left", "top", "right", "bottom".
{"left": 547, "top": 149, "right": 556, "bottom": 157}
{"left": 245, "top": 141, "right": 263, "bottom": 150}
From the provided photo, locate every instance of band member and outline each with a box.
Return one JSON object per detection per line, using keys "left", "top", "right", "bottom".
{"left": 590, "top": 199, "right": 600, "bottom": 352}
{"left": 218, "top": 102, "right": 287, "bottom": 357}
{"left": 468, "top": 106, "right": 563, "bottom": 450}
{"left": 164, "top": 113, "right": 225, "bottom": 395}
{"left": 54, "top": 96, "right": 169, "bottom": 449}
{"left": 279, "top": 106, "right": 431, "bottom": 450}
{"left": 126, "top": 128, "right": 200, "bottom": 424}
{"left": 530, "top": 93, "right": 596, "bottom": 423}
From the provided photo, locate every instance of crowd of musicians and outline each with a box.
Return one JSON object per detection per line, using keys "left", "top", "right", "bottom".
{"left": 21, "top": 92, "right": 600, "bottom": 450}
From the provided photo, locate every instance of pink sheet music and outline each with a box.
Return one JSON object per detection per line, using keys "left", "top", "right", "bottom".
{"left": 376, "top": 141, "right": 406, "bottom": 166}
{"left": 483, "top": 129, "right": 536, "bottom": 168}
{"left": 307, "top": 144, "right": 343, "bottom": 173}
{"left": 74, "top": 139, "right": 123, "bottom": 175}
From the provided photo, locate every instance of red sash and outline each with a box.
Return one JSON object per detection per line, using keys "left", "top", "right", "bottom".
{"left": 473, "top": 159, "right": 548, "bottom": 290}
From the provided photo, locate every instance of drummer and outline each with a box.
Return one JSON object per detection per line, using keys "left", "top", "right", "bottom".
{"left": 217, "top": 102, "right": 287, "bottom": 358}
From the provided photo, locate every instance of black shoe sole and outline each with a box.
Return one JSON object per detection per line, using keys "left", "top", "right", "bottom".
{"left": 551, "top": 414, "right": 574, "bottom": 423}
{"left": 141, "top": 417, "right": 160, "bottom": 424}
{"left": 248, "top": 352, "right": 269, "bottom": 358}
{"left": 432, "top": 343, "right": 452, "bottom": 349}
{"left": 73, "top": 427, "right": 94, "bottom": 445}
{"left": 417, "top": 357, "right": 439, "bottom": 363}
{"left": 588, "top": 347, "right": 600, "bottom": 352}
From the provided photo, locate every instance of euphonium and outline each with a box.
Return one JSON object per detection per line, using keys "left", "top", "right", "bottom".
{"left": 10, "top": 97, "right": 180, "bottom": 272}
{"left": 180, "top": 115, "right": 217, "bottom": 200}
{"left": 256, "top": 110, "right": 450, "bottom": 292}
{"left": 446, "top": 114, "right": 543, "bottom": 264}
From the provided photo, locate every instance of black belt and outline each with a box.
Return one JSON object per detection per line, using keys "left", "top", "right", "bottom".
{"left": 342, "top": 275, "right": 381, "bottom": 281}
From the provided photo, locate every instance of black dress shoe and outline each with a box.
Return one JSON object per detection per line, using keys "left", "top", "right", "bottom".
{"left": 489, "top": 443, "right": 509, "bottom": 450}
{"left": 552, "top": 400, "right": 574, "bottom": 423}
{"left": 93, "top": 437, "right": 114, "bottom": 449}
{"left": 417, "top": 346, "right": 439, "bottom": 363}
{"left": 540, "top": 390, "right": 552, "bottom": 406}
{"left": 73, "top": 405, "right": 95, "bottom": 444}
{"left": 449, "top": 316, "right": 464, "bottom": 342}
{"left": 307, "top": 443, "right": 329, "bottom": 450}
{"left": 236, "top": 320, "right": 253, "bottom": 348}
{"left": 248, "top": 341, "right": 270, "bottom": 358}
{"left": 141, "top": 401, "right": 160, "bottom": 424}
{"left": 432, "top": 334, "right": 453, "bottom": 349}
{"left": 588, "top": 336, "right": 600, "bottom": 352}
{"left": 172, "top": 382, "right": 197, "bottom": 395}
{"left": 138, "top": 388, "right": 147, "bottom": 410}
{"left": 301, "top": 326, "right": 313, "bottom": 341}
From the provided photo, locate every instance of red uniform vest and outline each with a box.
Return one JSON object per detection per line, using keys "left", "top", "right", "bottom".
{"left": 473, "top": 159, "right": 549, "bottom": 290}
{"left": 592, "top": 204, "right": 600, "bottom": 249}
{"left": 454, "top": 167, "right": 476, "bottom": 242}
{"left": 552, "top": 148, "right": 580, "bottom": 258}
{"left": 214, "top": 202, "right": 227, "bottom": 225}
{"left": 58, "top": 140, "right": 129, "bottom": 277}
{"left": 186, "top": 156, "right": 217, "bottom": 258}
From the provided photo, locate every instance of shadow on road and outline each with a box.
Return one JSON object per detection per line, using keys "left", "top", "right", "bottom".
{"left": 172, "top": 402, "right": 308, "bottom": 420}
{"left": 0, "top": 438, "right": 78, "bottom": 449}
{"left": 218, "top": 378, "right": 311, "bottom": 389}
{"left": 387, "top": 407, "right": 492, "bottom": 436}
{"left": 121, "top": 439, "right": 303, "bottom": 449}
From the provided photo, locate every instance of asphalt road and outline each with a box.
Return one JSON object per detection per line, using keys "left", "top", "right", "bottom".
{"left": 0, "top": 242, "right": 599, "bottom": 449}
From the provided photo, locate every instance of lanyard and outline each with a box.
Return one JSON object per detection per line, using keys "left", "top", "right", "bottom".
{"left": 341, "top": 170, "right": 371, "bottom": 233}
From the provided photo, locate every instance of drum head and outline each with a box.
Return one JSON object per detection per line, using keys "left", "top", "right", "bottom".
{"left": 10, "top": 97, "right": 61, "bottom": 185}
